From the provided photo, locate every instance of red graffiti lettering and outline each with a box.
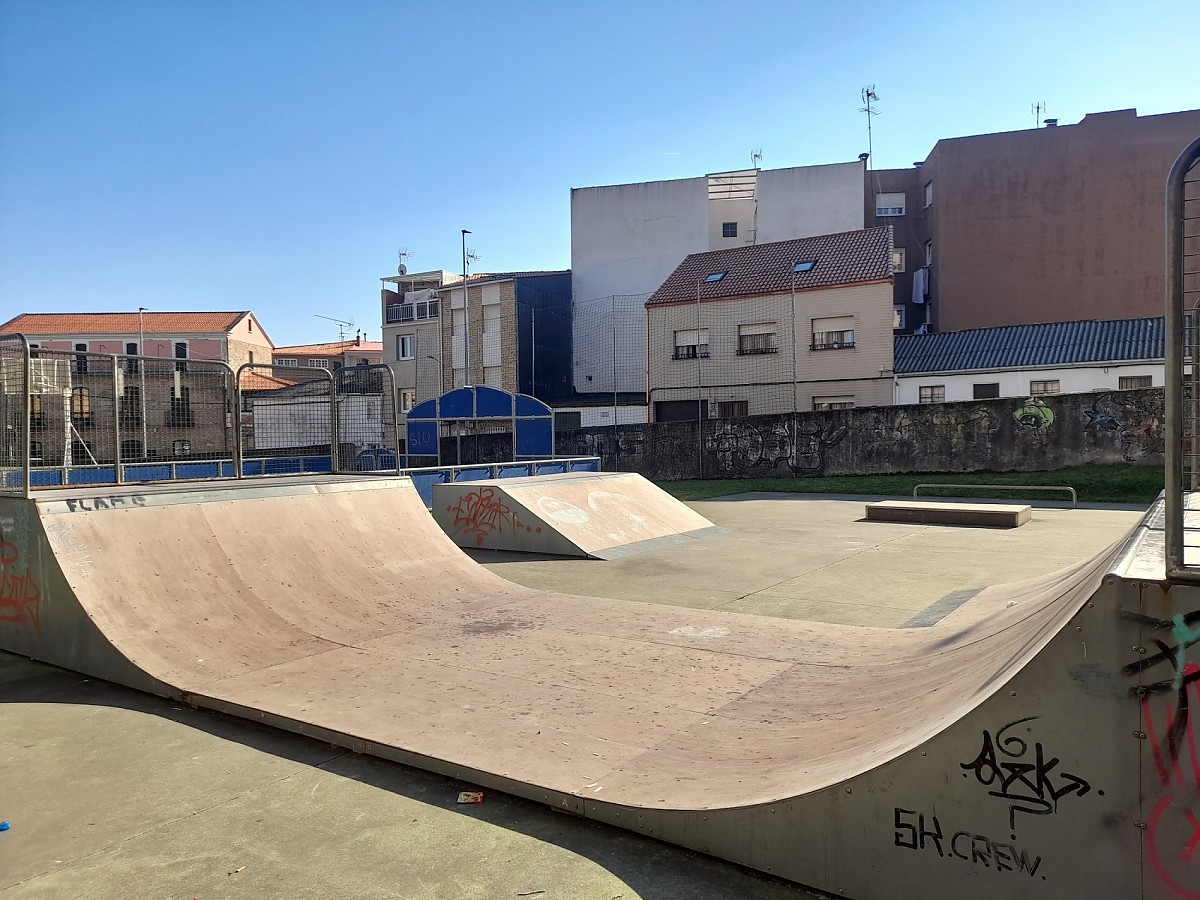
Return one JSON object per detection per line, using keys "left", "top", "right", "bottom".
{"left": 446, "top": 488, "right": 540, "bottom": 547}
{"left": 0, "top": 540, "right": 41, "bottom": 633}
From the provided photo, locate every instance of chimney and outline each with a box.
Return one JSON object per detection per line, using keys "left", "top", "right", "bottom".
{"left": 1044, "top": 118, "right": 1059, "bottom": 127}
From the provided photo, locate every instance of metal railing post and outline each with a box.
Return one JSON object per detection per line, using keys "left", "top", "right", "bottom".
{"left": 112, "top": 355, "right": 124, "bottom": 484}
{"left": 329, "top": 368, "right": 340, "bottom": 474}
{"left": 20, "top": 335, "right": 32, "bottom": 498}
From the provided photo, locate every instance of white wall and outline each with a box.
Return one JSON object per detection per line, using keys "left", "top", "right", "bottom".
{"left": 895, "top": 362, "right": 1162, "bottom": 405}
{"left": 554, "top": 405, "right": 649, "bottom": 427}
{"left": 756, "top": 162, "right": 866, "bottom": 242}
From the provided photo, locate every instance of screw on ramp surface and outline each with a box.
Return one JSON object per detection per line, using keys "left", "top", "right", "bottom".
{"left": 0, "top": 475, "right": 1176, "bottom": 898}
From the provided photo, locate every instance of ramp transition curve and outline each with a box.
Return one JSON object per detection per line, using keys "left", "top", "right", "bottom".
{"left": 0, "top": 476, "right": 1191, "bottom": 899}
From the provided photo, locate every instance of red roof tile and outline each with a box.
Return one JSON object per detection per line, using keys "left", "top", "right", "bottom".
{"left": 645, "top": 227, "right": 893, "bottom": 307}
{"left": 0, "top": 311, "right": 252, "bottom": 334}
{"left": 239, "top": 372, "right": 295, "bottom": 392}
{"left": 274, "top": 340, "right": 384, "bottom": 356}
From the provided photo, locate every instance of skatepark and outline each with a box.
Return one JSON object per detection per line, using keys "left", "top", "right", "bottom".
{"left": 1, "top": 137, "right": 1197, "bottom": 900}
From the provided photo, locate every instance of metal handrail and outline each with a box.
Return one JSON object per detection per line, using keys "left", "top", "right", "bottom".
{"left": 1166, "top": 135, "right": 1200, "bottom": 580}
{"left": 912, "top": 483, "right": 1077, "bottom": 509}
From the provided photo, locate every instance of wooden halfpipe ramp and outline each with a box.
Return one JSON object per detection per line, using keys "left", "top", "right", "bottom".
{"left": 0, "top": 476, "right": 1191, "bottom": 899}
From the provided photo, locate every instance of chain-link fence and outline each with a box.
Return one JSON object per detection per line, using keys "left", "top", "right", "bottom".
{"left": 0, "top": 335, "right": 30, "bottom": 492}
{"left": 335, "top": 363, "right": 399, "bottom": 472}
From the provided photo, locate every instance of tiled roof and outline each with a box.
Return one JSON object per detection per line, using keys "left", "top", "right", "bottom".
{"left": 274, "top": 340, "right": 384, "bottom": 355}
{"left": 646, "top": 227, "right": 892, "bottom": 307}
{"left": 894, "top": 317, "right": 1165, "bottom": 375}
{"left": 0, "top": 311, "right": 251, "bottom": 335}
{"left": 239, "top": 372, "right": 295, "bottom": 392}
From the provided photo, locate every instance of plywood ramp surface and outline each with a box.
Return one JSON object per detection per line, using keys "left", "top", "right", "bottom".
{"left": 26, "top": 479, "right": 1120, "bottom": 811}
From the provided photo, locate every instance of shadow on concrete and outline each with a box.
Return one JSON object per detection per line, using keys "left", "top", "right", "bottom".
{"left": 0, "top": 652, "right": 824, "bottom": 899}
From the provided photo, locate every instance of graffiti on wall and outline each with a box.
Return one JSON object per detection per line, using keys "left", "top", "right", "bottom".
{"left": 893, "top": 807, "right": 1044, "bottom": 878}
{"left": 445, "top": 487, "right": 541, "bottom": 547}
{"left": 702, "top": 418, "right": 848, "bottom": 478}
{"left": 1083, "top": 392, "right": 1165, "bottom": 461}
{"left": 1013, "top": 398, "right": 1055, "bottom": 434}
{"left": 959, "top": 716, "right": 1094, "bottom": 831}
{"left": 1125, "top": 609, "right": 1200, "bottom": 898}
{"left": 0, "top": 540, "right": 40, "bottom": 633}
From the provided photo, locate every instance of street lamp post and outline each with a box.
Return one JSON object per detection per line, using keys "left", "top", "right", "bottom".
{"left": 461, "top": 229, "right": 472, "bottom": 387}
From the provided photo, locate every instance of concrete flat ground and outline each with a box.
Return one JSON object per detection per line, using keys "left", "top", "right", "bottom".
{"left": 0, "top": 493, "right": 1145, "bottom": 899}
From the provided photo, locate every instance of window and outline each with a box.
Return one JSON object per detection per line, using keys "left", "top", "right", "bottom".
{"left": 718, "top": 400, "right": 748, "bottom": 417}
{"left": 875, "top": 192, "right": 905, "bottom": 217}
{"left": 811, "top": 316, "right": 855, "bottom": 350}
{"left": 484, "top": 365, "right": 503, "bottom": 387}
{"left": 555, "top": 411, "right": 582, "bottom": 431}
{"left": 893, "top": 306, "right": 906, "bottom": 330}
{"left": 737, "top": 323, "right": 777, "bottom": 355}
{"left": 1119, "top": 375, "right": 1153, "bottom": 390}
{"left": 308, "top": 358, "right": 329, "bottom": 369}
{"left": 399, "top": 304, "right": 415, "bottom": 322}
{"left": 722, "top": 222, "right": 738, "bottom": 238}
{"left": 29, "top": 440, "right": 42, "bottom": 462}
{"left": 399, "top": 390, "right": 416, "bottom": 412}
{"left": 924, "top": 240, "right": 934, "bottom": 265}
{"left": 71, "top": 387, "right": 92, "bottom": 425}
{"left": 248, "top": 351, "right": 255, "bottom": 364}
{"left": 924, "top": 181, "right": 933, "bottom": 208}
{"left": 125, "top": 342, "right": 140, "bottom": 374}
{"left": 892, "top": 248, "right": 905, "bottom": 273}
{"left": 174, "top": 341, "right": 188, "bottom": 373}
{"left": 120, "top": 385, "right": 143, "bottom": 426}
{"left": 703, "top": 271, "right": 726, "bottom": 283}
{"left": 673, "top": 328, "right": 710, "bottom": 360}
{"left": 276, "top": 357, "right": 298, "bottom": 367}
{"left": 483, "top": 305, "right": 500, "bottom": 334}
{"left": 1029, "top": 380, "right": 1059, "bottom": 396}
{"left": 120, "top": 439, "right": 144, "bottom": 460}
{"left": 166, "top": 385, "right": 194, "bottom": 427}
{"left": 919, "top": 385, "right": 945, "bottom": 404}
{"left": 973, "top": 383, "right": 1000, "bottom": 399}
{"left": 398, "top": 335, "right": 415, "bottom": 360}
{"left": 813, "top": 396, "right": 855, "bottom": 411}
{"left": 793, "top": 260, "right": 817, "bottom": 273}
{"left": 30, "top": 395, "right": 45, "bottom": 428}
{"left": 172, "top": 439, "right": 191, "bottom": 455}
{"left": 74, "top": 343, "right": 88, "bottom": 375}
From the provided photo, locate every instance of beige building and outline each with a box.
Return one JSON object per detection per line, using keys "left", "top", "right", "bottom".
{"left": 380, "top": 270, "right": 457, "bottom": 414}
{"left": 646, "top": 228, "right": 894, "bottom": 419}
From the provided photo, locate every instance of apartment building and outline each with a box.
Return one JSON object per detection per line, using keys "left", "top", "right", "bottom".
{"left": 380, "top": 269, "right": 458, "bottom": 414}
{"left": 866, "top": 107, "right": 1200, "bottom": 334}
{"left": 0, "top": 310, "right": 273, "bottom": 464}
{"left": 436, "top": 270, "right": 572, "bottom": 402}
{"left": 646, "top": 228, "right": 894, "bottom": 420}
{"left": 571, "top": 162, "right": 867, "bottom": 395}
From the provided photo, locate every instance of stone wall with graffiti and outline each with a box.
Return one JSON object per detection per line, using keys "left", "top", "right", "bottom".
{"left": 555, "top": 388, "right": 1165, "bottom": 480}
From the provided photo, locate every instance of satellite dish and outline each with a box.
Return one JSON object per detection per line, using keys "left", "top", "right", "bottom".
{"left": 397, "top": 263, "right": 408, "bottom": 276}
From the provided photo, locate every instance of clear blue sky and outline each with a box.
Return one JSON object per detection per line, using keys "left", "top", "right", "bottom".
{"left": 1, "top": 0, "right": 1193, "bottom": 347}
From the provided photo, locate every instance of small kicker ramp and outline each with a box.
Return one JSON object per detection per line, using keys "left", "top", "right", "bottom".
{"left": 0, "top": 477, "right": 1191, "bottom": 899}
{"left": 431, "top": 471, "right": 721, "bottom": 558}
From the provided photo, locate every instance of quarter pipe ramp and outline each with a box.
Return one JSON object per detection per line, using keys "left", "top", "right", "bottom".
{"left": 0, "top": 476, "right": 1189, "bottom": 899}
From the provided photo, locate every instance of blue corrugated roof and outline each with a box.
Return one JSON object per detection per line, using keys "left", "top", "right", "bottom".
{"left": 894, "top": 317, "right": 1164, "bottom": 375}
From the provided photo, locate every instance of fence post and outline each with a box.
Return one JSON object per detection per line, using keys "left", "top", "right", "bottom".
{"left": 329, "top": 369, "right": 340, "bottom": 474}
{"left": 20, "top": 335, "right": 32, "bottom": 499}
{"left": 112, "top": 355, "right": 123, "bottom": 484}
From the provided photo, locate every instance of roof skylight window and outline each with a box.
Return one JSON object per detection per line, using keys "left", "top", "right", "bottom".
{"left": 704, "top": 271, "right": 727, "bottom": 283}
{"left": 793, "top": 260, "right": 817, "bottom": 273}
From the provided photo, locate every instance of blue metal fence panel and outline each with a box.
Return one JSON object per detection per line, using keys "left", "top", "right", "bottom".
{"left": 475, "top": 385, "right": 514, "bottom": 418}
{"left": 439, "top": 388, "right": 474, "bottom": 418}
{"left": 515, "top": 419, "right": 553, "bottom": 457}
{"left": 497, "top": 465, "right": 533, "bottom": 478}
{"left": 408, "top": 471, "right": 448, "bottom": 507}
{"left": 453, "top": 467, "right": 493, "bottom": 483}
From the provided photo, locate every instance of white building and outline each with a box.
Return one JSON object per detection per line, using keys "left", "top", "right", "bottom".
{"left": 570, "top": 162, "right": 866, "bottom": 395}
{"left": 893, "top": 317, "right": 1164, "bottom": 405}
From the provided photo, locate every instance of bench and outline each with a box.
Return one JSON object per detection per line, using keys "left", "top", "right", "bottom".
{"left": 866, "top": 499, "right": 1031, "bottom": 528}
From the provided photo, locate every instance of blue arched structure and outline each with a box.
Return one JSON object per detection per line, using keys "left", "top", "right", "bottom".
{"left": 406, "top": 386, "right": 554, "bottom": 465}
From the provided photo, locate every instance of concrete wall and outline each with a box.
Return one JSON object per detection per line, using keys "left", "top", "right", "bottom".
{"left": 896, "top": 363, "right": 1163, "bottom": 405}
{"left": 557, "top": 388, "right": 1164, "bottom": 480}
{"left": 756, "top": 162, "right": 866, "bottom": 242}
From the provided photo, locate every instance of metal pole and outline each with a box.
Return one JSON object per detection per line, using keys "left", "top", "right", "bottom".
{"left": 138, "top": 307, "right": 148, "bottom": 458}
{"left": 461, "top": 229, "right": 472, "bottom": 387}
{"left": 20, "top": 335, "right": 31, "bottom": 498}
{"left": 329, "top": 368, "right": 340, "bottom": 474}
{"left": 791, "top": 269, "right": 799, "bottom": 478}
{"left": 233, "top": 364, "right": 245, "bottom": 478}
{"left": 1165, "top": 136, "right": 1200, "bottom": 578}
{"left": 696, "top": 278, "right": 703, "bottom": 479}
{"left": 112, "top": 355, "right": 123, "bottom": 484}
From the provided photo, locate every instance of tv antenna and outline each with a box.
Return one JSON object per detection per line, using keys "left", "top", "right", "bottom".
{"left": 396, "top": 248, "right": 411, "bottom": 276}
{"left": 860, "top": 85, "right": 880, "bottom": 168}
{"left": 314, "top": 313, "right": 354, "bottom": 342}
{"left": 750, "top": 148, "right": 763, "bottom": 169}
{"left": 1031, "top": 101, "right": 1046, "bottom": 128}
{"left": 465, "top": 248, "right": 480, "bottom": 273}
